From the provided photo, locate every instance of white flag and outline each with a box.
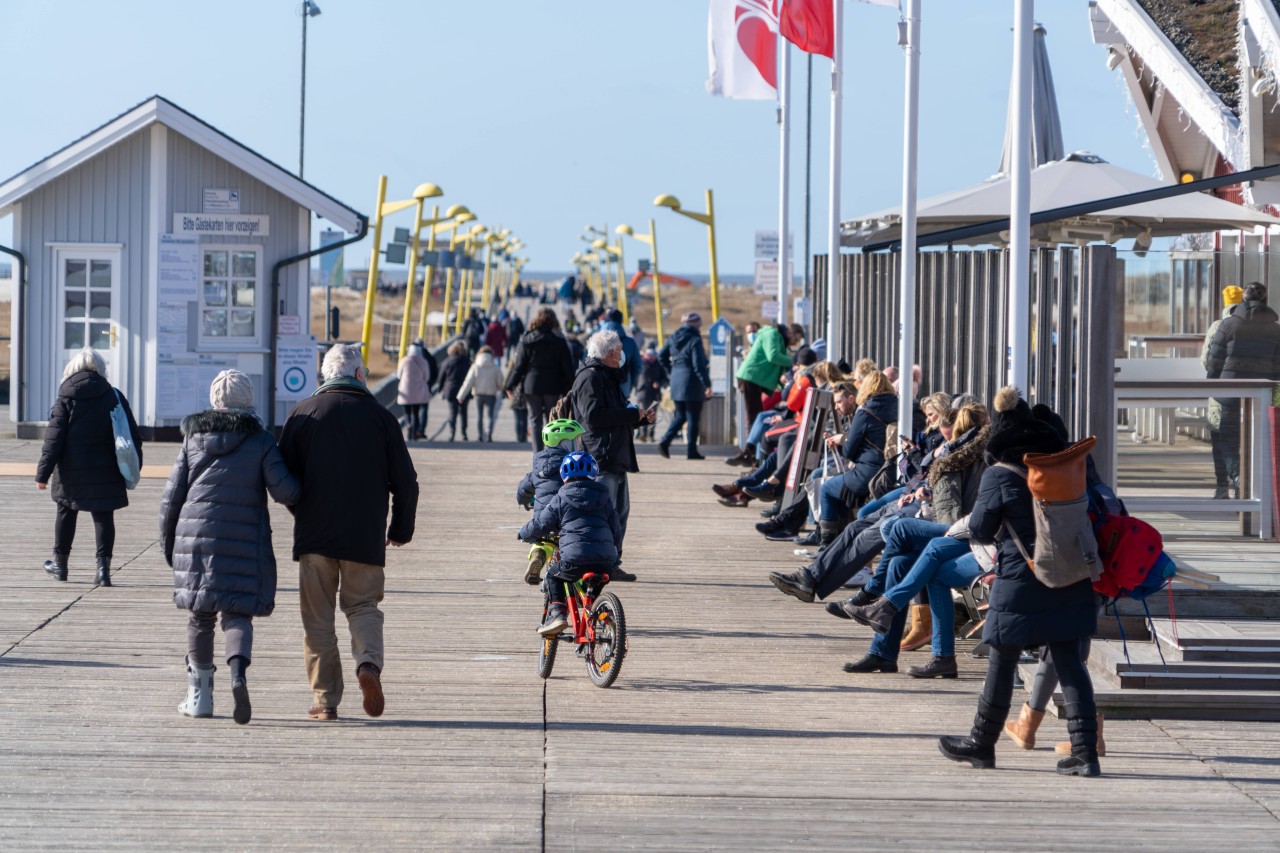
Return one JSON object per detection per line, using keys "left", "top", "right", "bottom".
{"left": 706, "top": 0, "right": 779, "bottom": 100}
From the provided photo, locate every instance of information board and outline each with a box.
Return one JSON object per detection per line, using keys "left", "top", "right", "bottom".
{"left": 276, "top": 337, "right": 318, "bottom": 400}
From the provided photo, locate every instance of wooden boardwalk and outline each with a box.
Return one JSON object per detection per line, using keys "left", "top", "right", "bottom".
{"left": 1, "top": 406, "right": 1279, "bottom": 850}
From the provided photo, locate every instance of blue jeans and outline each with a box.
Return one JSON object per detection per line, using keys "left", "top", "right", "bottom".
{"left": 819, "top": 476, "right": 846, "bottom": 521}
{"left": 747, "top": 410, "right": 775, "bottom": 453}
{"left": 858, "top": 487, "right": 904, "bottom": 519}
{"left": 868, "top": 555, "right": 914, "bottom": 661}
{"left": 879, "top": 534, "right": 979, "bottom": 657}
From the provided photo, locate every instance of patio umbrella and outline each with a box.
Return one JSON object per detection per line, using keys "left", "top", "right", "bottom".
{"left": 842, "top": 152, "right": 1280, "bottom": 248}
{"left": 999, "top": 22, "right": 1065, "bottom": 174}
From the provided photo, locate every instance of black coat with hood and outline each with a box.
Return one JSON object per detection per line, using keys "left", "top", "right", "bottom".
{"left": 967, "top": 388, "right": 1097, "bottom": 648}
{"left": 835, "top": 392, "right": 897, "bottom": 502}
{"left": 659, "top": 325, "right": 712, "bottom": 402}
{"left": 36, "top": 370, "right": 142, "bottom": 512}
{"left": 519, "top": 477, "right": 622, "bottom": 568}
{"left": 160, "top": 411, "right": 300, "bottom": 617}
{"left": 517, "top": 444, "right": 572, "bottom": 508}
{"left": 506, "top": 328, "right": 576, "bottom": 397}
{"left": 1205, "top": 299, "right": 1280, "bottom": 380}
{"left": 571, "top": 358, "right": 641, "bottom": 475}
{"left": 436, "top": 352, "right": 471, "bottom": 400}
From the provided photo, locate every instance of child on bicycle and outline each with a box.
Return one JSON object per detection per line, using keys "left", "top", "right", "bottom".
{"left": 516, "top": 418, "right": 585, "bottom": 583}
{"left": 518, "top": 450, "right": 622, "bottom": 636}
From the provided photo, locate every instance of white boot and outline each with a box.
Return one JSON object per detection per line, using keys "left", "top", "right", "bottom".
{"left": 178, "top": 660, "right": 215, "bottom": 718}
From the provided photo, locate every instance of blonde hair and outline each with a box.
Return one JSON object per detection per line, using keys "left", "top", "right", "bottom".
{"left": 852, "top": 358, "right": 878, "bottom": 381}
{"left": 62, "top": 347, "right": 106, "bottom": 380}
{"left": 856, "top": 370, "right": 895, "bottom": 405}
{"left": 448, "top": 340, "right": 468, "bottom": 357}
{"left": 922, "top": 391, "right": 951, "bottom": 420}
{"left": 952, "top": 403, "right": 989, "bottom": 438}
{"left": 809, "top": 361, "right": 846, "bottom": 386}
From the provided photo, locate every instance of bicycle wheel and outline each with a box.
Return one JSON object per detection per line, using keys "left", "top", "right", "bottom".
{"left": 537, "top": 632, "right": 558, "bottom": 679}
{"left": 584, "top": 592, "right": 626, "bottom": 688}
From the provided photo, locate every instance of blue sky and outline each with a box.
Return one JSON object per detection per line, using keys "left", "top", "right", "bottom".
{"left": 0, "top": 1, "right": 1154, "bottom": 275}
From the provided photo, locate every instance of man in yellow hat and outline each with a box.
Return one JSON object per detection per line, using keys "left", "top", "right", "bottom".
{"left": 1202, "top": 286, "right": 1244, "bottom": 498}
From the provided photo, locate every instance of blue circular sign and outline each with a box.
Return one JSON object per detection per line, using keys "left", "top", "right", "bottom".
{"left": 283, "top": 366, "right": 307, "bottom": 393}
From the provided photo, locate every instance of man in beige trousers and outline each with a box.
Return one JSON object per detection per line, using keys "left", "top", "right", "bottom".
{"left": 279, "top": 344, "right": 419, "bottom": 721}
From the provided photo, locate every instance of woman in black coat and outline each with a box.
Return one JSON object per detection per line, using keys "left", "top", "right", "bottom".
{"left": 818, "top": 371, "right": 897, "bottom": 523}
{"left": 505, "top": 307, "right": 576, "bottom": 451}
{"left": 35, "top": 348, "right": 142, "bottom": 586}
{"left": 435, "top": 340, "right": 472, "bottom": 441}
{"left": 657, "top": 312, "right": 712, "bottom": 459}
{"left": 938, "top": 387, "right": 1101, "bottom": 777}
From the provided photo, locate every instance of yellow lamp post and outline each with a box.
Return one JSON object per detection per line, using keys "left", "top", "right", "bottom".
{"left": 414, "top": 205, "right": 472, "bottom": 347}
{"left": 398, "top": 202, "right": 471, "bottom": 360}
{"left": 435, "top": 213, "right": 476, "bottom": 343}
{"left": 360, "top": 178, "right": 443, "bottom": 366}
{"left": 655, "top": 189, "right": 721, "bottom": 322}
{"left": 592, "top": 238, "right": 627, "bottom": 324}
{"left": 480, "top": 229, "right": 511, "bottom": 311}
{"left": 617, "top": 220, "right": 664, "bottom": 347}
{"left": 455, "top": 225, "right": 488, "bottom": 335}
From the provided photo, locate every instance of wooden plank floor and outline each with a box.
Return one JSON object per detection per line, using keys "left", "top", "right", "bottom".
{"left": 1, "top": 405, "right": 1278, "bottom": 850}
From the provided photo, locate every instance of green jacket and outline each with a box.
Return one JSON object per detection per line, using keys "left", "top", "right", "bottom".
{"left": 735, "top": 325, "right": 792, "bottom": 390}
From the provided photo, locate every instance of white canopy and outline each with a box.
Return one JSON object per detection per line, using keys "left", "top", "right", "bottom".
{"left": 843, "top": 152, "right": 1280, "bottom": 248}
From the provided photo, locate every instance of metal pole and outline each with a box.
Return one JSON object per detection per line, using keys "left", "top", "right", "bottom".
{"left": 398, "top": 198, "right": 426, "bottom": 361}
{"left": 706, "top": 188, "right": 721, "bottom": 323}
{"left": 1008, "top": 0, "right": 1034, "bottom": 390}
{"left": 803, "top": 53, "right": 813, "bottom": 317}
{"left": 650, "top": 219, "right": 665, "bottom": 348}
{"left": 299, "top": 6, "right": 307, "bottom": 178}
{"left": 440, "top": 222, "right": 461, "bottom": 342}
{"left": 825, "top": 0, "right": 843, "bottom": 350}
{"left": 360, "top": 175, "right": 388, "bottom": 366}
{"left": 777, "top": 36, "right": 791, "bottom": 326}
{"left": 417, "top": 208, "right": 440, "bottom": 343}
{"left": 898, "top": 0, "right": 921, "bottom": 434}
{"left": 616, "top": 242, "right": 629, "bottom": 324}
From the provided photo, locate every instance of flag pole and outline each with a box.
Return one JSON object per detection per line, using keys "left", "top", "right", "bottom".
{"left": 1008, "top": 0, "right": 1033, "bottom": 390}
{"left": 898, "top": 0, "right": 921, "bottom": 434}
{"left": 777, "top": 35, "right": 792, "bottom": 325}
{"left": 825, "top": 0, "right": 843, "bottom": 352}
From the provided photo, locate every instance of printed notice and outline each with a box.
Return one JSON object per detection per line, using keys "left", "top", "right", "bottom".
{"left": 159, "top": 234, "right": 200, "bottom": 301}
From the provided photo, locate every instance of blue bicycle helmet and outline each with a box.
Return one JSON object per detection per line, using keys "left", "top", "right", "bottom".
{"left": 559, "top": 450, "right": 599, "bottom": 482}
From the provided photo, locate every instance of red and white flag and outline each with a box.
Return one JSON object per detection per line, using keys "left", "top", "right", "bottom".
{"left": 706, "top": 0, "right": 780, "bottom": 100}
{"left": 779, "top": 0, "right": 898, "bottom": 59}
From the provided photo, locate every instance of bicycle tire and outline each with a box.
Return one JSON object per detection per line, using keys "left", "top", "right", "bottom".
{"left": 538, "top": 632, "right": 558, "bottom": 679}
{"left": 584, "top": 592, "right": 626, "bottom": 688}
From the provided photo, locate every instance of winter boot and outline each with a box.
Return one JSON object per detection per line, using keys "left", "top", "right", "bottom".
{"left": 178, "top": 659, "right": 215, "bottom": 718}
{"left": 937, "top": 699, "right": 1006, "bottom": 769}
{"left": 817, "top": 519, "right": 846, "bottom": 552}
{"left": 899, "top": 604, "right": 933, "bottom": 651}
{"left": 768, "top": 569, "right": 816, "bottom": 602}
{"left": 95, "top": 560, "right": 112, "bottom": 587}
{"left": 43, "top": 557, "right": 68, "bottom": 582}
{"left": 849, "top": 597, "right": 899, "bottom": 634}
{"left": 229, "top": 656, "right": 251, "bottom": 725}
{"left": 1004, "top": 703, "right": 1046, "bottom": 749}
{"left": 906, "top": 655, "right": 958, "bottom": 679}
{"left": 1056, "top": 712, "right": 1105, "bottom": 757}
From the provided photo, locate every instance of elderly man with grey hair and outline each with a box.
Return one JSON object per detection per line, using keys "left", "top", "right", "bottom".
{"left": 569, "top": 329, "right": 655, "bottom": 581}
{"left": 279, "top": 344, "right": 419, "bottom": 721}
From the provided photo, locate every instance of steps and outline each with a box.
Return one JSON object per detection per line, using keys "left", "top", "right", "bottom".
{"left": 1027, "top": 618, "right": 1280, "bottom": 721}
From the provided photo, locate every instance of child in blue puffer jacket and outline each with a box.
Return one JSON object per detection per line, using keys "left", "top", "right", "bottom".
{"left": 516, "top": 418, "right": 584, "bottom": 584}
{"left": 519, "top": 451, "right": 622, "bottom": 636}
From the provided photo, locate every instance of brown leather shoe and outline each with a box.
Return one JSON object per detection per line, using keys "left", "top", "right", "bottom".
{"left": 307, "top": 705, "right": 338, "bottom": 721}
{"left": 717, "top": 493, "right": 752, "bottom": 508}
{"left": 358, "top": 664, "right": 385, "bottom": 718}
{"left": 711, "top": 483, "right": 742, "bottom": 498}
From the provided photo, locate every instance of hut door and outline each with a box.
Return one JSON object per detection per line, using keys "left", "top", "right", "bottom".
{"left": 56, "top": 247, "right": 122, "bottom": 386}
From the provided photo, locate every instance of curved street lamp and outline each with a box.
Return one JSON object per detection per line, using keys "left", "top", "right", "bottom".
{"left": 617, "top": 221, "right": 665, "bottom": 347}
{"left": 655, "top": 189, "right": 720, "bottom": 322}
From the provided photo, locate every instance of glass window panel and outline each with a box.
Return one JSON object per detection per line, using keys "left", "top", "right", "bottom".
{"left": 64, "top": 291, "right": 87, "bottom": 319}
{"left": 65, "top": 260, "right": 86, "bottom": 289}
{"left": 204, "top": 251, "right": 228, "bottom": 277}
{"left": 89, "top": 323, "right": 110, "bottom": 350}
{"left": 232, "top": 281, "right": 255, "bottom": 307}
{"left": 89, "top": 292, "right": 111, "bottom": 319}
{"left": 230, "top": 308, "right": 255, "bottom": 338}
{"left": 89, "top": 260, "right": 112, "bottom": 289}
{"left": 202, "top": 309, "right": 227, "bottom": 337}
{"left": 203, "top": 281, "right": 227, "bottom": 307}
{"left": 232, "top": 252, "right": 256, "bottom": 277}
{"left": 64, "top": 323, "right": 85, "bottom": 349}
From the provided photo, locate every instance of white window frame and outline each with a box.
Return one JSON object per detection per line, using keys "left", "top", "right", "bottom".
{"left": 53, "top": 243, "right": 123, "bottom": 387}
{"left": 197, "top": 243, "right": 264, "bottom": 349}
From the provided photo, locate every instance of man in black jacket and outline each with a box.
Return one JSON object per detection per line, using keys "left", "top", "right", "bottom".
{"left": 1205, "top": 281, "right": 1280, "bottom": 499}
{"left": 279, "top": 344, "right": 419, "bottom": 721}
{"left": 570, "top": 329, "right": 655, "bottom": 580}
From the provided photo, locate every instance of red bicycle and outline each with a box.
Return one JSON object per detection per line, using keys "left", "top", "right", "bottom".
{"left": 538, "top": 571, "right": 627, "bottom": 687}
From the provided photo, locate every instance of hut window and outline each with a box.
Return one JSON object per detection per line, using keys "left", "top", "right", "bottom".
{"left": 200, "top": 246, "right": 260, "bottom": 343}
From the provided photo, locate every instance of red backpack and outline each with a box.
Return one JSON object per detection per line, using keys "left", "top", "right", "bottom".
{"left": 1091, "top": 513, "right": 1164, "bottom": 599}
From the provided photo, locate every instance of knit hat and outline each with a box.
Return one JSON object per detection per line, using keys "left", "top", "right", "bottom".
{"left": 606, "top": 309, "right": 624, "bottom": 324}
{"left": 682, "top": 312, "right": 702, "bottom": 327}
{"left": 984, "top": 386, "right": 1065, "bottom": 465}
{"left": 1223, "top": 285, "right": 1244, "bottom": 307}
{"left": 209, "top": 369, "right": 254, "bottom": 410}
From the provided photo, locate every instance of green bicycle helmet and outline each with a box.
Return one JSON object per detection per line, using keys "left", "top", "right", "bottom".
{"left": 542, "top": 418, "right": 585, "bottom": 448}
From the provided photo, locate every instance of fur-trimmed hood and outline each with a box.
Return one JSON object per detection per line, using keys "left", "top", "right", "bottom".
{"left": 929, "top": 423, "right": 990, "bottom": 487}
{"left": 180, "top": 410, "right": 263, "bottom": 457}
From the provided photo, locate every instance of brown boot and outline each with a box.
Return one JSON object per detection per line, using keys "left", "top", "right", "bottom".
{"left": 1055, "top": 713, "right": 1105, "bottom": 756}
{"left": 899, "top": 603, "right": 932, "bottom": 651}
{"left": 1004, "top": 703, "right": 1045, "bottom": 749}
{"left": 712, "top": 483, "right": 743, "bottom": 498}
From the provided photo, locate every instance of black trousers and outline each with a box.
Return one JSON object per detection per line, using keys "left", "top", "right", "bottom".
{"left": 1209, "top": 398, "right": 1241, "bottom": 493}
{"left": 976, "top": 641, "right": 1097, "bottom": 752}
{"left": 661, "top": 399, "right": 704, "bottom": 454}
{"left": 53, "top": 503, "right": 115, "bottom": 565}
{"left": 447, "top": 397, "right": 469, "bottom": 438}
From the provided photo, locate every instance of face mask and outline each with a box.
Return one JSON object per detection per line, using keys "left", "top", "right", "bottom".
{"left": 617, "top": 349, "right": 626, "bottom": 368}
{"left": 746, "top": 331, "right": 757, "bottom": 345}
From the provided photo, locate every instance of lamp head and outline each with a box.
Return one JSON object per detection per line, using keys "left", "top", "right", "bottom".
{"left": 653, "top": 193, "right": 681, "bottom": 210}
{"left": 469, "top": 225, "right": 487, "bottom": 237}
{"left": 444, "top": 204, "right": 470, "bottom": 218}
{"left": 304, "top": 1, "right": 322, "bottom": 17}
{"left": 413, "top": 183, "right": 444, "bottom": 200}
{"left": 591, "top": 239, "right": 606, "bottom": 250}
{"left": 454, "top": 212, "right": 476, "bottom": 224}
{"left": 616, "top": 224, "right": 634, "bottom": 236}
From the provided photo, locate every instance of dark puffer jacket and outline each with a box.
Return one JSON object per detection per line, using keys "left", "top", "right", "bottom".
{"left": 1205, "top": 300, "right": 1280, "bottom": 380}
{"left": 36, "top": 370, "right": 142, "bottom": 512}
{"left": 927, "top": 424, "right": 990, "bottom": 526}
{"left": 518, "top": 478, "right": 622, "bottom": 567}
{"left": 835, "top": 392, "right": 897, "bottom": 502}
{"left": 436, "top": 353, "right": 471, "bottom": 401}
{"left": 659, "top": 325, "right": 711, "bottom": 402}
{"left": 506, "top": 328, "right": 576, "bottom": 396}
{"left": 968, "top": 413, "right": 1096, "bottom": 648}
{"left": 160, "top": 411, "right": 300, "bottom": 617}
{"left": 571, "top": 358, "right": 641, "bottom": 474}
{"left": 517, "top": 445, "right": 571, "bottom": 508}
